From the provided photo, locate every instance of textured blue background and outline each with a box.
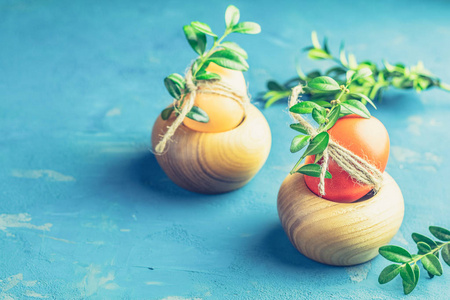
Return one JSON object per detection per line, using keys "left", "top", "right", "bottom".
{"left": 1, "top": 0, "right": 450, "bottom": 299}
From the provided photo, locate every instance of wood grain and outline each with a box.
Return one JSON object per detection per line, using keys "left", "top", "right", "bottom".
{"left": 151, "top": 104, "right": 271, "bottom": 194}
{"left": 277, "top": 171, "right": 404, "bottom": 266}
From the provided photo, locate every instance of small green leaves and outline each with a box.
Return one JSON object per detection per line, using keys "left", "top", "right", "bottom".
{"left": 322, "top": 105, "right": 341, "bottom": 132}
{"left": 442, "top": 244, "right": 450, "bottom": 266}
{"left": 351, "top": 67, "right": 372, "bottom": 82}
{"left": 378, "top": 226, "right": 450, "bottom": 295}
{"left": 160, "top": 106, "right": 174, "bottom": 120}
{"left": 296, "top": 163, "right": 331, "bottom": 178}
{"left": 290, "top": 135, "right": 310, "bottom": 153}
{"left": 191, "top": 21, "right": 217, "bottom": 37}
{"left": 183, "top": 25, "right": 206, "bottom": 55}
{"left": 289, "top": 101, "right": 324, "bottom": 114}
{"left": 195, "top": 70, "right": 221, "bottom": 81}
{"left": 417, "top": 242, "right": 432, "bottom": 254}
{"left": 263, "top": 30, "right": 449, "bottom": 109}
{"left": 379, "top": 245, "right": 412, "bottom": 263}
{"left": 290, "top": 123, "right": 309, "bottom": 135}
{"left": 421, "top": 254, "right": 443, "bottom": 276}
{"left": 232, "top": 22, "right": 261, "bottom": 34}
{"left": 186, "top": 106, "right": 209, "bottom": 123}
{"left": 221, "top": 41, "right": 248, "bottom": 59}
{"left": 429, "top": 226, "right": 450, "bottom": 241}
{"left": 412, "top": 232, "right": 437, "bottom": 249}
{"left": 400, "top": 263, "right": 416, "bottom": 295}
{"left": 341, "top": 100, "right": 371, "bottom": 119}
{"left": 225, "top": 5, "right": 240, "bottom": 28}
{"left": 378, "top": 264, "right": 402, "bottom": 284}
{"left": 164, "top": 73, "right": 185, "bottom": 99}
{"left": 308, "top": 76, "right": 340, "bottom": 91}
{"left": 207, "top": 49, "right": 249, "bottom": 71}
{"left": 312, "top": 108, "right": 326, "bottom": 125}
{"left": 304, "top": 132, "right": 329, "bottom": 157}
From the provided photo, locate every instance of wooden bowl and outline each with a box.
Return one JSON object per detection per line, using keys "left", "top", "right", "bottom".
{"left": 151, "top": 104, "right": 271, "bottom": 194}
{"left": 277, "top": 171, "right": 404, "bottom": 266}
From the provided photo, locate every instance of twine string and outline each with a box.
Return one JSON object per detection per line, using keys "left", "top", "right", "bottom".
{"left": 154, "top": 65, "right": 248, "bottom": 154}
{"left": 288, "top": 85, "right": 383, "bottom": 196}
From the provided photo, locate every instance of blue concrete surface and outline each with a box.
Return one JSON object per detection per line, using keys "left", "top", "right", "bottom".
{"left": 1, "top": 0, "right": 450, "bottom": 299}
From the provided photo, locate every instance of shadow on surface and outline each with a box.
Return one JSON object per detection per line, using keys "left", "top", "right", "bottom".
{"left": 252, "top": 222, "right": 325, "bottom": 270}
{"left": 126, "top": 152, "right": 215, "bottom": 202}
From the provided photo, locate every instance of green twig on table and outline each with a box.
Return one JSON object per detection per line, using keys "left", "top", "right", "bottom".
{"left": 263, "top": 31, "right": 449, "bottom": 108}
{"left": 378, "top": 226, "right": 450, "bottom": 295}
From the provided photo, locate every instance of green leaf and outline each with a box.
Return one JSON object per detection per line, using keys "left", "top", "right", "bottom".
{"left": 400, "top": 263, "right": 415, "bottom": 286}
{"left": 311, "top": 100, "right": 332, "bottom": 108}
{"left": 263, "top": 90, "right": 290, "bottom": 108}
{"left": 308, "top": 76, "right": 340, "bottom": 91}
{"left": 421, "top": 254, "right": 443, "bottom": 276}
{"left": 195, "top": 70, "right": 221, "bottom": 81}
{"left": 312, "top": 108, "right": 326, "bottom": 124}
{"left": 417, "top": 241, "right": 432, "bottom": 254}
{"left": 351, "top": 67, "right": 373, "bottom": 81}
{"left": 207, "top": 49, "right": 249, "bottom": 71}
{"left": 378, "top": 264, "right": 402, "bottom": 284}
{"left": 290, "top": 135, "right": 310, "bottom": 153}
{"left": 303, "top": 132, "right": 329, "bottom": 157}
{"left": 290, "top": 123, "right": 309, "bottom": 135}
{"left": 350, "top": 93, "right": 377, "bottom": 109}
{"left": 322, "top": 105, "right": 341, "bottom": 132}
{"left": 429, "top": 226, "right": 450, "bottom": 241}
{"left": 379, "top": 245, "right": 412, "bottom": 263}
{"left": 311, "top": 31, "right": 321, "bottom": 49}
{"left": 191, "top": 21, "right": 217, "bottom": 37}
{"left": 442, "top": 244, "right": 450, "bottom": 267}
{"left": 164, "top": 74, "right": 185, "bottom": 99}
{"left": 289, "top": 101, "right": 324, "bottom": 114}
{"left": 308, "top": 49, "right": 333, "bottom": 60}
{"left": 341, "top": 100, "right": 371, "bottom": 119}
{"left": 401, "top": 264, "right": 420, "bottom": 295}
{"left": 412, "top": 233, "right": 438, "bottom": 248}
{"left": 267, "top": 80, "right": 284, "bottom": 91}
{"left": 186, "top": 106, "right": 209, "bottom": 123}
{"left": 348, "top": 53, "right": 357, "bottom": 69}
{"left": 221, "top": 41, "right": 248, "bottom": 59}
{"left": 160, "top": 107, "right": 174, "bottom": 120}
{"left": 314, "top": 152, "right": 323, "bottom": 163}
{"left": 183, "top": 25, "right": 207, "bottom": 55}
{"left": 296, "top": 163, "right": 331, "bottom": 179}
{"left": 322, "top": 36, "right": 329, "bottom": 53}
{"left": 232, "top": 22, "right": 261, "bottom": 34}
{"left": 225, "top": 5, "right": 240, "bottom": 28}
{"left": 346, "top": 70, "right": 355, "bottom": 83}
{"left": 339, "top": 41, "right": 348, "bottom": 67}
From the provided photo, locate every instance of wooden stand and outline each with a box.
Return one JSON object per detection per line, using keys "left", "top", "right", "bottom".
{"left": 151, "top": 104, "right": 271, "bottom": 194}
{"left": 277, "top": 172, "right": 404, "bottom": 266}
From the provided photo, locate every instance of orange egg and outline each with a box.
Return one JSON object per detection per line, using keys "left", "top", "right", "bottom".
{"left": 183, "top": 62, "right": 248, "bottom": 133}
{"left": 304, "top": 115, "right": 390, "bottom": 202}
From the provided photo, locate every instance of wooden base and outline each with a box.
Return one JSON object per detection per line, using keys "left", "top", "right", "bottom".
{"left": 151, "top": 104, "right": 271, "bottom": 194}
{"left": 277, "top": 172, "right": 404, "bottom": 266}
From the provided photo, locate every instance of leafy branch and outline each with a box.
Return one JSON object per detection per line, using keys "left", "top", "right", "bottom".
{"left": 378, "top": 226, "right": 450, "bottom": 295}
{"left": 263, "top": 31, "right": 450, "bottom": 108}
{"left": 288, "top": 68, "right": 374, "bottom": 178}
{"left": 161, "top": 5, "right": 261, "bottom": 122}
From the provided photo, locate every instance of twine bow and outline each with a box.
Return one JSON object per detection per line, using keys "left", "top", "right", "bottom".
{"left": 289, "top": 85, "right": 384, "bottom": 196}
{"left": 154, "top": 65, "right": 249, "bottom": 154}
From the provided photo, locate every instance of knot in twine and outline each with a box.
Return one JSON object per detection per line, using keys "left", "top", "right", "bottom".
{"left": 154, "top": 64, "right": 249, "bottom": 154}
{"left": 289, "top": 85, "right": 384, "bottom": 197}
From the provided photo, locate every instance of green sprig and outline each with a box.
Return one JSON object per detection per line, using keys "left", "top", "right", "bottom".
{"left": 378, "top": 226, "right": 450, "bottom": 295}
{"left": 289, "top": 68, "right": 373, "bottom": 177}
{"left": 161, "top": 5, "right": 261, "bottom": 122}
{"left": 263, "top": 31, "right": 449, "bottom": 108}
